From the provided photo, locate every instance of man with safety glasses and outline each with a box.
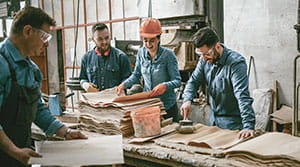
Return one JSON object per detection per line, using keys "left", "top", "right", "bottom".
{"left": 0, "top": 6, "right": 87, "bottom": 166}
{"left": 180, "top": 27, "right": 256, "bottom": 139}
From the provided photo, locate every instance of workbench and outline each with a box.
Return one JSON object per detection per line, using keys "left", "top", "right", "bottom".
{"left": 32, "top": 126, "right": 241, "bottom": 167}
{"left": 122, "top": 142, "right": 238, "bottom": 167}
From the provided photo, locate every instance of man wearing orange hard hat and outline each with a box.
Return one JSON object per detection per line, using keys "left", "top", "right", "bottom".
{"left": 117, "top": 18, "right": 181, "bottom": 122}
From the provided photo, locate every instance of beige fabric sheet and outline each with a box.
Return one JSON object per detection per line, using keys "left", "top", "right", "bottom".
{"left": 223, "top": 132, "right": 300, "bottom": 166}
{"left": 155, "top": 123, "right": 242, "bottom": 149}
{"left": 29, "top": 135, "right": 124, "bottom": 166}
{"left": 271, "top": 105, "right": 300, "bottom": 124}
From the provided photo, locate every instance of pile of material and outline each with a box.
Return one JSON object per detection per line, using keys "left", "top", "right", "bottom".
{"left": 271, "top": 105, "right": 300, "bottom": 134}
{"left": 155, "top": 123, "right": 300, "bottom": 166}
{"left": 270, "top": 105, "right": 299, "bottom": 125}
{"left": 78, "top": 88, "right": 165, "bottom": 136}
{"left": 155, "top": 123, "right": 244, "bottom": 150}
{"left": 223, "top": 132, "right": 300, "bottom": 167}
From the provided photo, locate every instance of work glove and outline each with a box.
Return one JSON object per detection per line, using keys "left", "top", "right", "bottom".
{"left": 81, "top": 82, "right": 99, "bottom": 92}
{"left": 149, "top": 83, "right": 167, "bottom": 97}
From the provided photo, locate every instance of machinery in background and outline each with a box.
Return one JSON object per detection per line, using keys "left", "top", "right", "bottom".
{"left": 114, "top": 39, "right": 143, "bottom": 71}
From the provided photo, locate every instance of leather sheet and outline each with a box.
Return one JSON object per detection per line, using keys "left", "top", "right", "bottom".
{"left": 155, "top": 123, "right": 243, "bottom": 150}
{"left": 271, "top": 105, "right": 300, "bottom": 124}
{"left": 79, "top": 88, "right": 166, "bottom": 136}
{"left": 223, "top": 132, "right": 300, "bottom": 166}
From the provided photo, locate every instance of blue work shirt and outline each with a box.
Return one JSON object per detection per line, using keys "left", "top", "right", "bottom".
{"left": 123, "top": 46, "right": 181, "bottom": 110}
{"left": 183, "top": 44, "right": 255, "bottom": 130}
{"left": 79, "top": 47, "right": 131, "bottom": 90}
{"left": 0, "top": 39, "right": 63, "bottom": 136}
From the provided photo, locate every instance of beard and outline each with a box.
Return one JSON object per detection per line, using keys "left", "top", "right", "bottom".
{"left": 98, "top": 45, "right": 110, "bottom": 53}
{"left": 211, "top": 48, "right": 221, "bottom": 64}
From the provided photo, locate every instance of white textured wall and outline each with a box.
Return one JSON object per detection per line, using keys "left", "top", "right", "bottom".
{"left": 224, "top": 0, "right": 298, "bottom": 106}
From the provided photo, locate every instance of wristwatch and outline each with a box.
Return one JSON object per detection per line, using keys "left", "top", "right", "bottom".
{"left": 64, "top": 128, "right": 72, "bottom": 138}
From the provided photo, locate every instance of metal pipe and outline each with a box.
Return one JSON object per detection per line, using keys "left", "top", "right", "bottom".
{"left": 296, "top": 82, "right": 300, "bottom": 135}
{"left": 51, "top": 17, "right": 140, "bottom": 31}
{"left": 293, "top": 55, "right": 300, "bottom": 136}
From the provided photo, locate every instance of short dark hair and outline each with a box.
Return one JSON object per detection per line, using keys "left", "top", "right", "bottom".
{"left": 10, "top": 6, "right": 56, "bottom": 35}
{"left": 92, "top": 23, "right": 108, "bottom": 34}
{"left": 192, "top": 27, "right": 220, "bottom": 48}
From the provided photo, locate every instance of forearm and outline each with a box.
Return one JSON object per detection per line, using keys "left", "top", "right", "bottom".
{"left": 0, "top": 130, "right": 19, "bottom": 158}
{"left": 182, "top": 61, "right": 204, "bottom": 101}
{"left": 55, "top": 125, "right": 68, "bottom": 138}
{"left": 183, "top": 78, "right": 201, "bottom": 102}
{"left": 231, "top": 62, "right": 255, "bottom": 129}
{"left": 34, "top": 99, "right": 64, "bottom": 136}
{"left": 165, "top": 55, "right": 181, "bottom": 89}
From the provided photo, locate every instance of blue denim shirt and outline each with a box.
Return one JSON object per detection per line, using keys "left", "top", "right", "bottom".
{"left": 0, "top": 39, "right": 64, "bottom": 136}
{"left": 79, "top": 47, "right": 131, "bottom": 90}
{"left": 123, "top": 46, "right": 181, "bottom": 110}
{"left": 183, "top": 44, "right": 255, "bottom": 130}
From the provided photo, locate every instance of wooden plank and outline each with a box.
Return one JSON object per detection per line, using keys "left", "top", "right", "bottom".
{"left": 29, "top": 135, "right": 124, "bottom": 166}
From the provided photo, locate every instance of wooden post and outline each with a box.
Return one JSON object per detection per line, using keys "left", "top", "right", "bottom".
{"left": 272, "top": 80, "right": 278, "bottom": 132}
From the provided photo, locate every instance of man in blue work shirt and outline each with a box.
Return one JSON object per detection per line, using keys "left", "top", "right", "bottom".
{"left": 0, "top": 6, "right": 87, "bottom": 166}
{"left": 79, "top": 23, "right": 131, "bottom": 92}
{"left": 180, "top": 27, "right": 255, "bottom": 139}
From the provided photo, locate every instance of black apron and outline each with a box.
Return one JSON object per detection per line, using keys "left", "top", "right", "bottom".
{"left": 0, "top": 53, "right": 40, "bottom": 167}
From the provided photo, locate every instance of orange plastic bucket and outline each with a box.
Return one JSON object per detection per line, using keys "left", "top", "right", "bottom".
{"left": 130, "top": 106, "right": 161, "bottom": 137}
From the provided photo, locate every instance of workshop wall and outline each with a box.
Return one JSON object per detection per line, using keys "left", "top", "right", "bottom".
{"left": 32, "top": 0, "right": 205, "bottom": 109}
{"left": 224, "top": 0, "right": 298, "bottom": 107}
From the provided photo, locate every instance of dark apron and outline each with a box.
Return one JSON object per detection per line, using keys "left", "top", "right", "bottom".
{"left": 0, "top": 54, "right": 40, "bottom": 167}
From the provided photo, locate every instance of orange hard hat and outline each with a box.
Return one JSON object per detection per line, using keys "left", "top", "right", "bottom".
{"left": 140, "top": 18, "right": 162, "bottom": 38}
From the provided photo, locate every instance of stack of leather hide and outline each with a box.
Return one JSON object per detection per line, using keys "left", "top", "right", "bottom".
{"left": 155, "top": 123, "right": 300, "bottom": 166}
{"left": 78, "top": 88, "right": 165, "bottom": 136}
{"left": 223, "top": 132, "right": 300, "bottom": 167}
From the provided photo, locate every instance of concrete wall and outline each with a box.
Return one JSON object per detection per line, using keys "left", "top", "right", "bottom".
{"left": 224, "top": 0, "right": 298, "bottom": 107}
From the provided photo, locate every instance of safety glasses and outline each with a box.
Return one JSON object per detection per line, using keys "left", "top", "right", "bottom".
{"left": 32, "top": 28, "right": 52, "bottom": 43}
{"left": 195, "top": 46, "right": 216, "bottom": 57}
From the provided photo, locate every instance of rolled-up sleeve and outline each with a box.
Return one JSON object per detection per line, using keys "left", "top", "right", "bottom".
{"left": 231, "top": 62, "right": 255, "bottom": 129}
{"left": 183, "top": 59, "right": 205, "bottom": 102}
{"left": 34, "top": 98, "right": 64, "bottom": 136}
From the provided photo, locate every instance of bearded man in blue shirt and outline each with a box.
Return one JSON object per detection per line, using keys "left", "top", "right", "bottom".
{"left": 0, "top": 6, "right": 87, "bottom": 166}
{"left": 180, "top": 27, "right": 256, "bottom": 139}
{"left": 79, "top": 23, "right": 132, "bottom": 92}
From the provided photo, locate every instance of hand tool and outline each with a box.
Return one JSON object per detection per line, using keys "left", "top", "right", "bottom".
{"left": 176, "top": 119, "right": 195, "bottom": 134}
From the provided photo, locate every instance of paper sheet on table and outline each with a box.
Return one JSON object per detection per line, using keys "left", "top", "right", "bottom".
{"left": 29, "top": 135, "right": 124, "bottom": 166}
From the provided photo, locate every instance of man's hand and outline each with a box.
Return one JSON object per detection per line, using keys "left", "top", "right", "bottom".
{"left": 12, "top": 147, "right": 42, "bottom": 165}
{"left": 149, "top": 84, "right": 167, "bottom": 97}
{"left": 82, "top": 82, "right": 99, "bottom": 92}
{"left": 180, "top": 101, "right": 192, "bottom": 120}
{"left": 238, "top": 129, "right": 254, "bottom": 139}
{"left": 56, "top": 126, "right": 88, "bottom": 140}
{"left": 117, "top": 84, "right": 125, "bottom": 96}
{"left": 65, "top": 129, "right": 88, "bottom": 140}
